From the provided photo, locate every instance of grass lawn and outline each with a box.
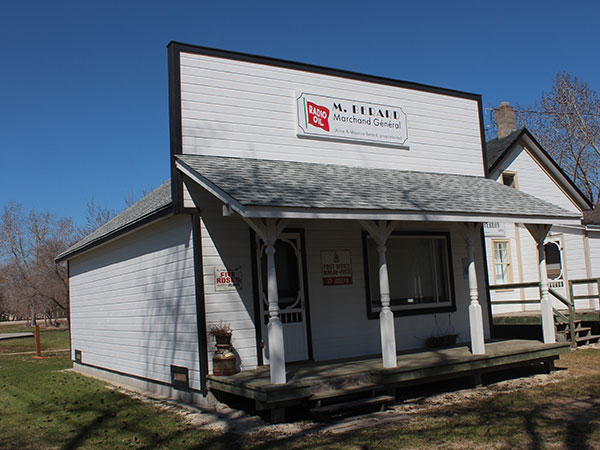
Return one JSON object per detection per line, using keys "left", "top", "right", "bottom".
{"left": 1, "top": 328, "right": 599, "bottom": 449}
{"left": 0, "top": 328, "right": 231, "bottom": 449}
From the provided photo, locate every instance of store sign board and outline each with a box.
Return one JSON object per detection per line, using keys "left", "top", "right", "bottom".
{"left": 321, "top": 250, "right": 353, "bottom": 286}
{"left": 484, "top": 222, "right": 506, "bottom": 237}
{"left": 214, "top": 266, "right": 242, "bottom": 291}
{"left": 297, "top": 93, "right": 409, "bottom": 148}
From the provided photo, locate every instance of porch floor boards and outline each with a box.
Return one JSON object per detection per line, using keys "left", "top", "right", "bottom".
{"left": 207, "top": 339, "right": 569, "bottom": 412}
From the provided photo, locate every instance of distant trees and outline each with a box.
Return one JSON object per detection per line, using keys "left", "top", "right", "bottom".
{"left": 0, "top": 203, "right": 78, "bottom": 324}
{"left": 0, "top": 185, "right": 155, "bottom": 323}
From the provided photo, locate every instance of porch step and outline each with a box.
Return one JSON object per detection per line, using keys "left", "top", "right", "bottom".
{"left": 576, "top": 334, "right": 600, "bottom": 345}
{"left": 309, "top": 395, "right": 395, "bottom": 420}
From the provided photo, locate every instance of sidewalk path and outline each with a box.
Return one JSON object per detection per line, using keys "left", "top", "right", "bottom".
{"left": 0, "top": 332, "right": 34, "bottom": 340}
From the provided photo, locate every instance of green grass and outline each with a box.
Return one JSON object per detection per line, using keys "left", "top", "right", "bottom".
{"left": 0, "top": 353, "right": 233, "bottom": 449}
{"left": 1, "top": 329, "right": 599, "bottom": 449}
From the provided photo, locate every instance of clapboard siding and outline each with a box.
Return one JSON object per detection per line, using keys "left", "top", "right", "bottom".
{"left": 183, "top": 180, "right": 259, "bottom": 372}
{"left": 69, "top": 215, "right": 202, "bottom": 391}
{"left": 302, "top": 220, "right": 489, "bottom": 361}
{"left": 491, "top": 145, "right": 581, "bottom": 214}
{"left": 590, "top": 232, "right": 600, "bottom": 277}
{"left": 178, "top": 52, "right": 484, "bottom": 176}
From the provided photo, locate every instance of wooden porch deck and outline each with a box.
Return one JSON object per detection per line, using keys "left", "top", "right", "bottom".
{"left": 208, "top": 339, "right": 569, "bottom": 420}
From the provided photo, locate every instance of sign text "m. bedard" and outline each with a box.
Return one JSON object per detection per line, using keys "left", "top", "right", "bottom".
{"left": 297, "top": 93, "right": 409, "bottom": 148}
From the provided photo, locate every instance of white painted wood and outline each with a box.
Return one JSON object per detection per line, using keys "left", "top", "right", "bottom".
{"left": 301, "top": 220, "right": 490, "bottom": 361}
{"left": 465, "top": 224, "right": 485, "bottom": 355}
{"left": 239, "top": 206, "right": 579, "bottom": 225}
{"left": 360, "top": 221, "right": 397, "bottom": 368}
{"left": 178, "top": 52, "right": 485, "bottom": 176}
{"left": 525, "top": 224, "right": 556, "bottom": 344}
{"left": 264, "top": 220, "right": 286, "bottom": 384}
{"left": 491, "top": 144, "right": 581, "bottom": 214}
{"left": 69, "top": 215, "right": 201, "bottom": 390}
{"left": 183, "top": 178, "right": 258, "bottom": 373}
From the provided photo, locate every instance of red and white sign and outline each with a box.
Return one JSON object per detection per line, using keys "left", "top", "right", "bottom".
{"left": 321, "top": 250, "right": 353, "bottom": 286}
{"left": 306, "top": 101, "right": 330, "bottom": 132}
{"left": 214, "top": 266, "right": 242, "bottom": 291}
{"left": 297, "top": 92, "right": 408, "bottom": 148}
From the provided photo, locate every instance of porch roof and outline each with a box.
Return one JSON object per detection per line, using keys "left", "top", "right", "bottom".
{"left": 176, "top": 154, "right": 582, "bottom": 225}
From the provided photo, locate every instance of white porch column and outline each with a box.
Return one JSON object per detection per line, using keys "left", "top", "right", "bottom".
{"left": 243, "top": 218, "right": 288, "bottom": 384}
{"left": 360, "top": 220, "right": 397, "bottom": 368}
{"left": 465, "top": 224, "right": 485, "bottom": 355}
{"left": 525, "top": 224, "right": 555, "bottom": 344}
{"left": 265, "top": 220, "right": 286, "bottom": 384}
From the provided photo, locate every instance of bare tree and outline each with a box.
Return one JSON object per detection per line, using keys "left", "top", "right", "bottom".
{"left": 0, "top": 202, "right": 77, "bottom": 324}
{"left": 491, "top": 72, "right": 600, "bottom": 204}
{"left": 123, "top": 186, "right": 150, "bottom": 208}
{"left": 81, "top": 198, "right": 117, "bottom": 236}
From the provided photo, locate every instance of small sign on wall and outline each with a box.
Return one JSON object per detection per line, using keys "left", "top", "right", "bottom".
{"left": 214, "top": 266, "right": 242, "bottom": 291}
{"left": 484, "top": 222, "right": 506, "bottom": 237}
{"left": 321, "top": 250, "right": 353, "bottom": 286}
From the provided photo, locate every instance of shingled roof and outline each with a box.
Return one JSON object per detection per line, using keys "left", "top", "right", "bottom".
{"left": 56, "top": 181, "right": 172, "bottom": 262}
{"left": 176, "top": 154, "right": 580, "bottom": 221}
{"left": 583, "top": 207, "right": 600, "bottom": 226}
{"left": 485, "top": 128, "right": 523, "bottom": 171}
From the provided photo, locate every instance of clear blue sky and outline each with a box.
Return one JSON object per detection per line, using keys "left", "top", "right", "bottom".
{"left": 2, "top": 1, "right": 599, "bottom": 225}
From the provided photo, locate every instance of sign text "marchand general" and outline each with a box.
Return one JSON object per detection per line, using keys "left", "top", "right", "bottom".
{"left": 297, "top": 93, "right": 409, "bottom": 148}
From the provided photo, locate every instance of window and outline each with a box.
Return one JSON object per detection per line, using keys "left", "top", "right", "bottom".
{"left": 544, "top": 241, "right": 562, "bottom": 280}
{"left": 364, "top": 232, "right": 455, "bottom": 317}
{"left": 492, "top": 240, "right": 512, "bottom": 284}
{"left": 501, "top": 171, "right": 518, "bottom": 188}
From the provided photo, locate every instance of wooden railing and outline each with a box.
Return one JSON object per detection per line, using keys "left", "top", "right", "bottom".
{"left": 489, "top": 281, "right": 577, "bottom": 348}
{"left": 568, "top": 277, "right": 600, "bottom": 306}
{"left": 548, "top": 288, "right": 576, "bottom": 349}
{"left": 488, "top": 281, "right": 541, "bottom": 305}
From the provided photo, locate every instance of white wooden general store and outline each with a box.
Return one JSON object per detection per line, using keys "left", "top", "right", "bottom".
{"left": 57, "top": 43, "right": 583, "bottom": 416}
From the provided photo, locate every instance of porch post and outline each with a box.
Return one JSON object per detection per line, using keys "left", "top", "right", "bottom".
{"left": 465, "top": 223, "right": 485, "bottom": 355}
{"left": 525, "top": 224, "right": 555, "bottom": 344}
{"left": 360, "top": 220, "right": 397, "bottom": 369}
{"left": 377, "top": 240, "right": 397, "bottom": 368}
{"left": 265, "top": 220, "right": 286, "bottom": 384}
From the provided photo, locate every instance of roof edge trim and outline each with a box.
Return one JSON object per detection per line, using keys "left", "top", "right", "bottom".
{"left": 167, "top": 41, "right": 482, "bottom": 102}
{"left": 55, "top": 205, "right": 172, "bottom": 263}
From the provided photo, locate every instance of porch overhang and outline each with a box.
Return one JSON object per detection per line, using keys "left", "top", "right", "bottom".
{"left": 175, "top": 154, "right": 582, "bottom": 226}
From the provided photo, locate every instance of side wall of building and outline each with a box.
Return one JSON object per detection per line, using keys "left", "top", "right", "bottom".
{"left": 69, "top": 215, "right": 202, "bottom": 391}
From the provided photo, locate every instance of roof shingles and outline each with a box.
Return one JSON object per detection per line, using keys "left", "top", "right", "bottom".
{"left": 176, "top": 154, "right": 579, "bottom": 219}
{"left": 56, "top": 181, "right": 172, "bottom": 261}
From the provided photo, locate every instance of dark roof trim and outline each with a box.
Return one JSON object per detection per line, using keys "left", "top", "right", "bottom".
{"left": 167, "top": 41, "right": 482, "bottom": 102}
{"left": 55, "top": 205, "right": 172, "bottom": 263}
{"left": 488, "top": 128, "right": 593, "bottom": 209}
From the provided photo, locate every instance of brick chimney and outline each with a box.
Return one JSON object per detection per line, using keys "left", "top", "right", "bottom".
{"left": 496, "top": 102, "right": 516, "bottom": 139}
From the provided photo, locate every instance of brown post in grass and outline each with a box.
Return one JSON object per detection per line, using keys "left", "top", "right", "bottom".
{"left": 35, "top": 324, "right": 42, "bottom": 357}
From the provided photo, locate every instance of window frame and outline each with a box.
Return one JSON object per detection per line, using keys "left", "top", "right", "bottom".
{"left": 501, "top": 171, "right": 519, "bottom": 189}
{"left": 491, "top": 239, "right": 513, "bottom": 286}
{"left": 362, "top": 230, "right": 457, "bottom": 319}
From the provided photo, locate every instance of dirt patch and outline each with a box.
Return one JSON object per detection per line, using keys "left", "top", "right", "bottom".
{"left": 106, "top": 365, "right": 578, "bottom": 446}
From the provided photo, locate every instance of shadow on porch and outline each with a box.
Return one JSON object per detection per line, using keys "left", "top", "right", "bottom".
{"left": 208, "top": 339, "right": 570, "bottom": 422}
